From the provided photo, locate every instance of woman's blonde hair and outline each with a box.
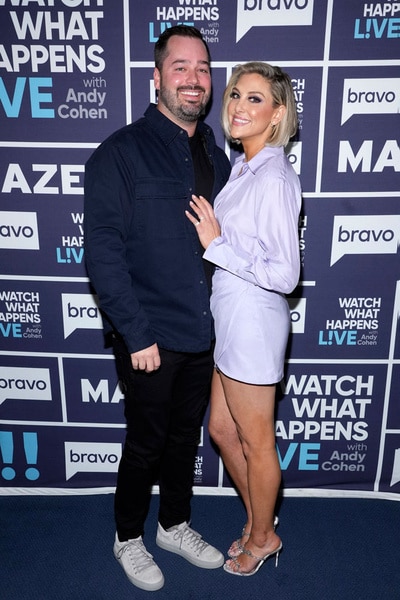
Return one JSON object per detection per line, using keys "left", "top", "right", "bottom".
{"left": 221, "top": 61, "right": 298, "bottom": 147}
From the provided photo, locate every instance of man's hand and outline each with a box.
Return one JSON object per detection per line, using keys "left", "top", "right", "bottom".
{"left": 130, "top": 343, "right": 161, "bottom": 372}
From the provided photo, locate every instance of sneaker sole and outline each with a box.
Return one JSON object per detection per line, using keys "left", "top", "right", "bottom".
{"left": 156, "top": 537, "right": 224, "bottom": 569}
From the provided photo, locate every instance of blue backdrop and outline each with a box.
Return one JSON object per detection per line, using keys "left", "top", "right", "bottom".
{"left": 1, "top": 0, "right": 400, "bottom": 500}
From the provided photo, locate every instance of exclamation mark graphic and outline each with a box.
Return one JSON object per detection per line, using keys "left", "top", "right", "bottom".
{"left": 0, "top": 431, "right": 16, "bottom": 480}
{"left": 23, "top": 432, "right": 39, "bottom": 481}
{"left": 365, "top": 18, "right": 371, "bottom": 39}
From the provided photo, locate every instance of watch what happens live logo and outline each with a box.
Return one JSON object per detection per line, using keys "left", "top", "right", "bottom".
{"left": 0, "top": 1, "right": 107, "bottom": 121}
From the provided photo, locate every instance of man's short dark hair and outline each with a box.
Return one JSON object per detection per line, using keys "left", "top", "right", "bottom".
{"left": 154, "top": 25, "right": 211, "bottom": 70}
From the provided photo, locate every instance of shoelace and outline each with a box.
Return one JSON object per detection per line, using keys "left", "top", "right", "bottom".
{"left": 176, "top": 526, "right": 208, "bottom": 554}
{"left": 118, "top": 540, "right": 155, "bottom": 573}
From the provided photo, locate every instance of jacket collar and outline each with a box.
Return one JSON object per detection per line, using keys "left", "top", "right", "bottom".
{"left": 145, "top": 103, "right": 213, "bottom": 147}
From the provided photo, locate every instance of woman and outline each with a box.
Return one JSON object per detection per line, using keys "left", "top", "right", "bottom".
{"left": 186, "top": 62, "right": 301, "bottom": 576}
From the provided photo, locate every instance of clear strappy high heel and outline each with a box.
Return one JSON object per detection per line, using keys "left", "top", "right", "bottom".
{"left": 227, "top": 515, "right": 279, "bottom": 558}
{"left": 223, "top": 542, "right": 282, "bottom": 577}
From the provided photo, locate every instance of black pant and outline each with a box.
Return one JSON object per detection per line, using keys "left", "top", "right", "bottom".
{"left": 112, "top": 335, "right": 213, "bottom": 541}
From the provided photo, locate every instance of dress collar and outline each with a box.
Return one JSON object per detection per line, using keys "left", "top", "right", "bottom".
{"left": 234, "top": 145, "right": 283, "bottom": 176}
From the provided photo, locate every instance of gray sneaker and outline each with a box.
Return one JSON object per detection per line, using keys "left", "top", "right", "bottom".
{"left": 113, "top": 533, "right": 164, "bottom": 591}
{"left": 156, "top": 522, "right": 224, "bottom": 569}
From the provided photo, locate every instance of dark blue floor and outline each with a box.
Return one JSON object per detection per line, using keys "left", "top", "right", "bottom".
{"left": 1, "top": 493, "right": 399, "bottom": 599}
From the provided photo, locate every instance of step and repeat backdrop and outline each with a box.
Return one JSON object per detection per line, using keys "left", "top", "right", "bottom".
{"left": 1, "top": 0, "right": 399, "bottom": 499}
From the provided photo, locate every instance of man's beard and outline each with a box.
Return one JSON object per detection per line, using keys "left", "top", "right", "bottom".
{"left": 158, "top": 85, "right": 210, "bottom": 122}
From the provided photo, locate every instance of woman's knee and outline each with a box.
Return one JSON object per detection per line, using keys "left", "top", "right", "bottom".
{"left": 208, "top": 415, "right": 221, "bottom": 445}
{"left": 209, "top": 416, "right": 238, "bottom": 451}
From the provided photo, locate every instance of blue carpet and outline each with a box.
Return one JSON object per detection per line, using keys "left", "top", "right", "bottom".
{"left": 1, "top": 493, "right": 399, "bottom": 599}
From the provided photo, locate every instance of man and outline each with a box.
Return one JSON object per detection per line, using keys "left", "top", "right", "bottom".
{"left": 84, "top": 25, "right": 231, "bottom": 592}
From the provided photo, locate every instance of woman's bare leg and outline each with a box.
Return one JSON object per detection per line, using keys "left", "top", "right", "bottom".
{"left": 219, "top": 373, "right": 281, "bottom": 573}
{"left": 208, "top": 370, "right": 253, "bottom": 543}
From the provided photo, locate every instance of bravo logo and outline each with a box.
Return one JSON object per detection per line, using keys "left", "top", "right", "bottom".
{"left": 285, "top": 141, "right": 302, "bottom": 175}
{"left": 391, "top": 448, "right": 400, "bottom": 487}
{"left": 61, "top": 293, "right": 102, "bottom": 339}
{"left": 288, "top": 297, "right": 307, "bottom": 334}
{"left": 330, "top": 215, "right": 400, "bottom": 266}
{"left": 341, "top": 78, "right": 400, "bottom": 125}
{"left": 236, "top": 0, "right": 314, "bottom": 42}
{"left": 0, "top": 366, "right": 51, "bottom": 406}
{"left": 0, "top": 211, "right": 39, "bottom": 250}
{"left": 65, "top": 441, "right": 121, "bottom": 481}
